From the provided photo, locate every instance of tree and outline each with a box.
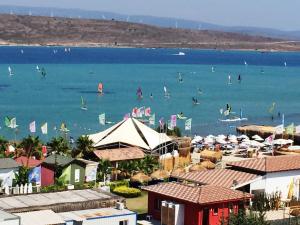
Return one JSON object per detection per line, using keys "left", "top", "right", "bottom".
{"left": 142, "top": 155, "right": 159, "bottom": 174}
{"left": 97, "top": 159, "right": 112, "bottom": 181}
{"left": 14, "top": 166, "right": 30, "bottom": 185}
{"left": 74, "top": 135, "right": 94, "bottom": 159}
{"left": 0, "top": 136, "right": 8, "bottom": 158}
{"left": 47, "top": 137, "right": 69, "bottom": 156}
{"left": 20, "top": 135, "right": 42, "bottom": 166}
{"left": 156, "top": 124, "right": 181, "bottom": 137}
{"left": 227, "top": 210, "right": 269, "bottom": 225}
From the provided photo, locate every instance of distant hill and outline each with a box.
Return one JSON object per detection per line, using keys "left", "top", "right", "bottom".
{"left": 0, "top": 14, "right": 300, "bottom": 51}
{"left": 1, "top": 4, "right": 300, "bottom": 40}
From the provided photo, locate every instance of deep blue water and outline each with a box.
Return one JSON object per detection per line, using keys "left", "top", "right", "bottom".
{"left": 0, "top": 46, "right": 300, "bottom": 141}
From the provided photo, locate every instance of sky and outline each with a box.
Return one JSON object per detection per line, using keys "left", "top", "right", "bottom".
{"left": 1, "top": 0, "right": 300, "bottom": 31}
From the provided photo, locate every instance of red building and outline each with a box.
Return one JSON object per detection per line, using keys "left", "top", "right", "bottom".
{"left": 143, "top": 182, "right": 251, "bottom": 225}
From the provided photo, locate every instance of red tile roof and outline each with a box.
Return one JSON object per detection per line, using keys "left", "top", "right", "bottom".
{"left": 172, "top": 169, "right": 259, "bottom": 188}
{"left": 93, "top": 147, "right": 145, "bottom": 162}
{"left": 227, "top": 155, "right": 300, "bottom": 173}
{"left": 15, "top": 156, "right": 42, "bottom": 168}
{"left": 143, "top": 182, "right": 251, "bottom": 205}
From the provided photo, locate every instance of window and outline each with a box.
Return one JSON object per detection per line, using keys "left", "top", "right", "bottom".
{"left": 119, "top": 220, "right": 128, "bottom": 225}
{"left": 155, "top": 199, "right": 162, "bottom": 210}
{"left": 74, "top": 169, "right": 80, "bottom": 183}
{"left": 213, "top": 207, "right": 218, "bottom": 215}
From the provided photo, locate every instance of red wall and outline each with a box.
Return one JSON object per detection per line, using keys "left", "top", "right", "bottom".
{"left": 147, "top": 192, "right": 241, "bottom": 225}
{"left": 41, "top": 165, "right": 55, "bottom": 186}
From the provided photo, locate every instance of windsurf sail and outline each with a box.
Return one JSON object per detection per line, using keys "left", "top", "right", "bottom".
{"left": 81, "top": 96, "right": 88, "bottom": 110}
{"left": 268, "top": 102, "right": 276, "bottom": 114}
{"left": 211, "top": 66, "right": 215, "bottom": 73}
{"left": 238, "top": 74, "right": 241, "bottom": 82}
{"left": 136, "top": 87, "right": 143, "bottom": 99}
{"left": 178, "top": 72, "right": 183, "bottom": 83}
{"left": 40, "top": 67, "right": 47, "bottom": 77}
{"left": 8, "top": 66, "right": 13, "bottom": 76}
{"left": 164, "top": 86, "right": 170, "bottom": 97}
{"left": 228, "top": 75, "right": 232, "bottom": 85}
{"left": 98, "top": 83, "right": 103, "bottom": 94}
{"left": 60, "top": 123, "right": 69, "bottom": 132}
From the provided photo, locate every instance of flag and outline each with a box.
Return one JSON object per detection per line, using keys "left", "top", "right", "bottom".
{"left": 265, "top": 134, "right": 274, "bottom": 144}
{"left": 131, "top": 107, "right": 138, "bottom": 117}
{"left": 123, "top": 113, "right": 130, "bottom": 120}
{"left": 223, "top": 110, "right": 230, "bottom": 116}
{"left": 145, "top": 107, "right": 151, "bottom": 117}
{"left": 159, "top": 118, "right": 164, "bottom": 129}
{"left": 10, "top": 118, "right": 18, "bottom": 128}
{"left": 268, "top": 102, "right": 276, "bottom": 114}
{"left": 275, "top": 124, "right": 284, "bottom": 134}
{"left": 149, "top": 114, "right": 155, "bottom": 125}
{"left": 296, "top": 125, "right": 300, "bottom": 134}
{"left": 29, "top": 121, "right": 36, "bottom": 133}
{"left": 219, "top": 108, "right": 223, "bottom": 115}
{"left": 4, "top": 117, "right": 10, "bottom": 127}
{"left": 99, "top": 113, "right": 106, "bottom": 125}
{"left": 138, "top": 107, "right": 145, "bottom": 117}
{"left": 171, "top": 115, "right": 177, "bottom": 128}
{"left": 282, "top": 114, "right": 285, "bottom": 127}
{"left": 167, "top": 120, "right": 173, "bottom": 130}
{"left": 286, "top": 123, "right": 295, "bottom": 135}
{"left": 185, "top": 118, "right": 192, "bottom": 131}
{"left": 60, "top": 123, "right": 69, "bottom": 132}
{"left": 41, "top": 122, "right": 48, "bottom": 134}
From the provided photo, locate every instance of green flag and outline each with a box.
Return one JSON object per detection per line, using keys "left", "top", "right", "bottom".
{"left": 285, "top": 123, "right": 295, "bottom": 135}
{"left": 4, "top": 117, "right": 11, "bottom": 127}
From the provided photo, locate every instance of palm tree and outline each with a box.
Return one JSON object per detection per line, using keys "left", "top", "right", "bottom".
{"left": 75, "top": 135, "right": 94, "bottom": 159}
{"left": 142, "top": 155, "right": 159, "bottom": 174}
{"left": 47, "top": 137, "right": 69, "bottom": 156}
{"left": 0, "top": 136, "right": 8, "bottom": 158}
{"left": 20, "top": 135, "right": 42, "bottom": 167}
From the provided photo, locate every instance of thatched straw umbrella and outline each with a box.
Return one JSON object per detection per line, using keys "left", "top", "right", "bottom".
{"left": 151, "top": 169, "right": 170, "bottom": 180}
{"left": 200, "top": 160, "right": 216, "bottom": 169}
{"left": 200, "top": 149, "right": 222, "bottom": 163}
{"left": 130, "top": 172, "right": 152, "bottom": 184}
{"left": 171, "top": 167, "right": 186, "bottom": 177}
{"left": 189, "top": 164, "right": 207, "bottom": 172}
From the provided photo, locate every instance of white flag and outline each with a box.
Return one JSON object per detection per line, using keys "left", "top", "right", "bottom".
{"left": 29, "top": 121, "right": 36, "bottom": 133}
{"left": 296, "top": 125, "right": 300, "bottom": 134}
{"left": 185, "top": 118, "right": 192, "bottom": 131}
{"left": 149, "top": 114, "right": 155, "bottom": 126}
{"left": 10, "top": 117, "right": 18, "bottom": 129}
{"left": 275, "top": 124, "right": 284, "bottom": 134}
{"left": 41, "top": 123, "right": 48, "bottom": 135}
{"left": 99, "top": 113, "right": 106, "bottom": 125}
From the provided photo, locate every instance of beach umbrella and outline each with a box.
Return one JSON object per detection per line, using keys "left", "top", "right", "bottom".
{"left": 252, "top": 135, "right": 262, "bottom": 140}
{"left": 238, "top": 135, "right": 249, "bottom": 140}
{"left": 130, "top": 172, "right": 152, "bottom": 183}
{"left": 200, "top": 160, "right": 216, "bottom": 169}
{"left": 217, "top": 134, "right": 226, "bottom": 139}
{"left": 189, "top": 164, "right": 207, "bottom": 172}
{"left": 254, "top": 136, "right": 264, "bottom": 142}
{"left": 216, "top": 138, "right": 227, "bottom": 144}
{"left": 207, "top": 135, "right": 215, "bottom": 139}
{"left": 249, "top": 140, "right": 265, "bottom": 147}
{"left": 204, "top": 137, "right": 214, "bottom": 144}
{"left": 273, "top": 139, "right": 293, "bottom": 145}
{"left": 151, "top": 170, "right": 170, "bottom": 180}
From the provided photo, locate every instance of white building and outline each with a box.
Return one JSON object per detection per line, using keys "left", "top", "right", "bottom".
{"left": 0, "top": 158, "right": 19, "bottom": 188}
{"left": 227, "top": 155, "right": 300, "bottom": 199}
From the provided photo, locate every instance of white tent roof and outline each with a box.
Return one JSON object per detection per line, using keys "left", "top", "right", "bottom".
{"left": 89, "top": 118, "right": 172, "bottom": 150}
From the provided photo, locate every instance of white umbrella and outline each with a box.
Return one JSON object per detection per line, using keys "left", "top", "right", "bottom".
{"left": 204, "top": 137, "right": 214, "bottom": 144}
{"left": 273, "top": 139, "right": 293, "bottom": 145}
{"left": 216, "top": 138, "right": 227, "bottom": 144}
{"left": 249, "top": 140, "right": 265, "bottom": 147}
{"left": 254, "top": 136, "right": 264, "bottom": 142}
{"left": 238, "top": 135, "right": 249, "bottom": 140}
{"left": 206, "top": 134, "right": 215, "bottom": 139}
{"left": 217, "top": 134, "right": 226, "bottom": 139}
{"left": 252, "top": 135, "right": 262, "bottom": 140}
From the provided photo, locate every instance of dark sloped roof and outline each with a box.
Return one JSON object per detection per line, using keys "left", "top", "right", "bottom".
{"left": 0, "top": 158, "right": 20, "bottom": 169}
{"left": 143, "top": 182, "right": 251, "bottom": 205}
{"left": 42, "top": 154, "right": 74, "bottom": 167}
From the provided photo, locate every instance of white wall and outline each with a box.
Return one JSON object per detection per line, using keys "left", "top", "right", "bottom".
{"left": 0, "top": 168, "right": 18, "bottom": 187}
{"left": 81, "top": 214, "right": 136, "bottom": 225}
{"left": 0, "top": 219, "right": 20, "bottom": 225}
{"left": 250, "top": 169, "right": 300, "bottom": 199}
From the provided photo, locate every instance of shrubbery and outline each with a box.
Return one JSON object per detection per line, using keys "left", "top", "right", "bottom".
{"left": 112, "top": 186, "right": 141, "bottom": 198}
{"left": 109, "top": 180, "right": 129, "bottom": 192}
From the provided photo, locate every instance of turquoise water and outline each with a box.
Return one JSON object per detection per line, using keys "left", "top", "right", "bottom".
{"left": 1, "top": 47, "right": 300, "bottom": 140}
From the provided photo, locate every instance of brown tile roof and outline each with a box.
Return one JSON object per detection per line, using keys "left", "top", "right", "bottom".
{"left": 143, "top": 182, "right": 251, "bottom": 205}
{"left": 15, "top": 156, "right": 42, "bottom": 168}
{"left": 93, "top": 147, "right": 145, "bottom": 162}
{"left": 172, "top": 169, "right": 259, "bottom": 188}
{"left": 227, "top": 155, "right": 300, "bottom": 173}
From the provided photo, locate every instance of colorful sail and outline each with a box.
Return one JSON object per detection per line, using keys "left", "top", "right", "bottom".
{"left": 98, "top": 83, "right": 103, "bottom": 94}
{"left": 159, "top": 118, "right": 165, "bottom": 129}
{"left": 145, "top": 107, "right": 151, "bottom": 117}
{"left": 29, "top": 121, "right": 36, "bottom": 133}
{"left": 170, "top": 115, "right": 177, "bottom": 128}
{"left": 136, "top": 87, "right": 143, "bottom": 99}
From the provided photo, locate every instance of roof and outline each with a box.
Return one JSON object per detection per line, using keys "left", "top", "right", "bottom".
{"left": 0, "top": 158, "right": 20, "bottom": 169}
{"left": 173, "top": 169, "right": 259, "bottom": 188}
{"left": 15, "top": 210, "right": 64, "bottom": 225}
{"left": 58, "top": 207, "right": 135, "bottom": 222}
{"left": 0, "top": 210, "right": 19, "bottom": 222}
{"left": 143, "top": 182, "right": 251, "bottom": 205}
{"left": 15, "top": 156, "right": 42, "bottom": 168}
{"left": 93, "top": 147, "right": 145, "bottom": 162}
{"left": 42, "top": 154, "right": 74, "bottom": 167}
{"left": 76, "top": 158, "right": 99, "bottom": 166}
{"left": 227, "top": 155, "right": 300, "bottom": 173}
{"left": 88, "top": 118, "right": 172, "bottom": 150}
{"left": 0, "top": 189, "right": 120, "bottom": 213}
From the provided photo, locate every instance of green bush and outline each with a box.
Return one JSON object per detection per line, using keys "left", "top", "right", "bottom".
{"left": 109, "top": 180, "right": 129, "bottom": 192}
{"left": 112, "top": 186, "right": 141, "bottom": 198}
{"left": 40, "top": 185, "right": 65, "bottom": 193}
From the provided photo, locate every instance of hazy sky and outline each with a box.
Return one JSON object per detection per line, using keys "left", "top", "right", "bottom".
{"left": 2, "top": 0, "right": 300, "bottom": 30}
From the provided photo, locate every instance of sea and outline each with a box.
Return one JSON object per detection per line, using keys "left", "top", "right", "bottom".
{"left": 1, "top": 46, "right": 300, "bottom": 141}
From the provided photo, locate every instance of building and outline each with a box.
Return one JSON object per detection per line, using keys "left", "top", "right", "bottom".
{"left": 93, "top": 147, "right": 145, "bottom": 167}
{"left": 143, "top": 182, "right": 251, "bottom": 225}
{"left": 88, "top": 117, "right": 172, "bottom": 153}
{"left": 41, "top": 155, "right": 85, "bottom": 186}
{"left": 15, "top": 156, "right": 43, "bottom": 184}
{"left": 59, "top": 207, "right": 136, "bottom": 225}
{"left": 0, "top": 158, "right": 19, "bottom": 188}
{"left": 15, "top": 210, "right": 64, "bottom": 225}
{"left": 0, "top": 210, "right": 20, "bottom": 225}
{"left": 172, "top": 169, "right": 260, "bottom": 192}
{"left": 77, "top": 159, "right": 99, "bottom": 182}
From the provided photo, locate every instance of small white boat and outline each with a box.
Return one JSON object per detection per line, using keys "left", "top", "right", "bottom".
{"left": 173, "top": 52, "right": 186, "bottom": 56}
{"left": 219, "top": 117, "right": 248, "bottom": 122}
{"left": 80, "top": 96, "right": 88, "bottom": 111}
